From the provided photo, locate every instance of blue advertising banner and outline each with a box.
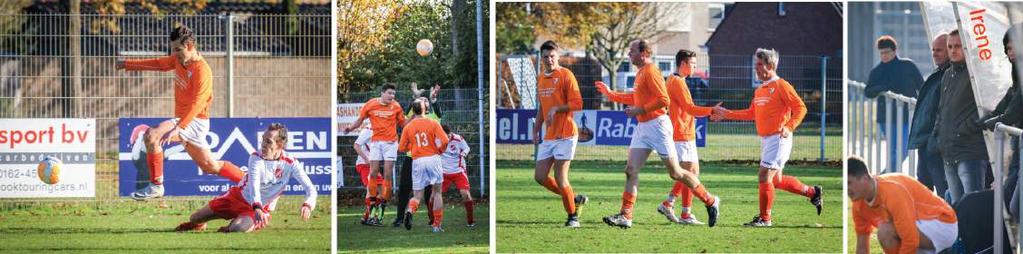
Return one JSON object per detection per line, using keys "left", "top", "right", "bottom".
{"left": 496, "top": 109, "right": 706, "bottom": 147}
{"left": 118, "top": 118, "right": 332, "bottom": 196}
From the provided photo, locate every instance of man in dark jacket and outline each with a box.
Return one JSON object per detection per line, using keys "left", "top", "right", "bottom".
{"left": 865, "top": 35, "right": 924, "bottom": 174}
{"left": 909, "top": 33, "right": 949, "bottom": 202}
{"left": 935, "top": 29, "right": 991, "bottom": 205}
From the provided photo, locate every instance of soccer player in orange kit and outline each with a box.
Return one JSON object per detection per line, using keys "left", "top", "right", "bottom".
{"left": 596, "top": 39, "right": 721, "bottom": 228}
{"left": 718, "top": 48, "right": 823, "bottom": 227}
{"left": 398, "top": 100, "right": 450, "bottom": 233}
{"left": 654, "top": 49, "right": 727, "bottom": 225}
{"left": 343, "top": 84, "right": 406, "bottom": 220}
{"left": 532, "top": 40, "right": 588, "bottom": 228}
{"left": 848, "top": 156, "right": 958, "bottom": 254}
{"left": 116, "top": 24, "right": 244, "bottom": 200}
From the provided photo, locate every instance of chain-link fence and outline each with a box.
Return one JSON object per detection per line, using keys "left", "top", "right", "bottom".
{"left": 496, "top": 53, "right": 842, "bottom": 163}
{"left": 337, "top": 88, "right": 489, "bottom": 201}
{"left": 0, "top": 13, "right": 331, "bottom": 204}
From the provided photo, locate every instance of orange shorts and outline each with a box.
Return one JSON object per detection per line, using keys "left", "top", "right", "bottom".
{"left": 208, "top": 186, "right": 270, "bottom": 223}
{"left": 442, "top": 172, "right": 471, "bottom": 191}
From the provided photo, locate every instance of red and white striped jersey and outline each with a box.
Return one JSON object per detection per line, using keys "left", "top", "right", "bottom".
{"left": 241, "top": 151, "right": 317, "bottom": 211}
{"left": 441, "top": 134, "right": 470, "bottom": 174}
{"left": 353, "top": 128, "right": 372, "bottom": 166}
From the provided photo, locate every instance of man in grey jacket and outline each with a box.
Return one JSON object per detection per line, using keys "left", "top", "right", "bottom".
{"left": 934, "top": 29, "right": 991, "bottom": 204}
{"left": 909, "top": 33, "right": 949, "bottom": 202}
{"left": 865, "top": 35, "right": 924, "bottom": 173}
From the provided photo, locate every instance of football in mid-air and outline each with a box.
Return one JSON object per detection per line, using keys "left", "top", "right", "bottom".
{"left": 37, "top": 156, "right": 62, "bottom": 185}
{"left": 416, "top": 39, "right": 433, "bottom": 57}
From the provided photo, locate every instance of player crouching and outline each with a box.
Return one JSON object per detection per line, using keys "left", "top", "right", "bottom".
{"left": 175, "top": 123, "right": 317, "bottom": 233}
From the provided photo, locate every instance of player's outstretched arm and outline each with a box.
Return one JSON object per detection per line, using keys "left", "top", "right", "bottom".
{"left": 118, "top": 56, "right": 176, "bottom": 72}
{"left": 291, "top": 160, "right": 317, "bottom": 221}
{"left": 595, "top": 81, "right": 635, "bottom": 105}
{"left": 724, "top": 99, "right": 756, "bottom": 121}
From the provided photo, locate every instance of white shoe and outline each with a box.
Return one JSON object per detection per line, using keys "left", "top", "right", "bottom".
{"left": 657, "top": 204, "right": 680, "bottom": 223}
{"left": 743, "top": 215, "right": 773, "bottom": 227}
{"left": 431, "top": 226, "right": 444, "bottom": 233}
{"left": 602, "top": 213, "right": 632, "bottom": 228}
{"left": 130, "top": 183, "right": 165, "bottom": 201}
{"left": 565, "top": 215, "right": 580, "bottom": 228}
{"left": 678, "top": 216, "right": 705, "bottom": 225}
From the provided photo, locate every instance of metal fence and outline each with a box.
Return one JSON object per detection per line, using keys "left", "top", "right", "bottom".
{"left": 496, "top": 54, "right": 842, "bottom": 163}
{"left": 0, "top": 14, "right": 332, "bottom": 202}
{"left": 337, "top": 89, "right": 489, "bottom": 199}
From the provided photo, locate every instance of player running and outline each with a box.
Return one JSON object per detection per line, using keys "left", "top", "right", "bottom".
{"left": 116, "top": 24, "right": 244, "bottom": 200}
{"left": 654, "top": 49, "right": 726, "bottom": 225}
{"left": 438, "top": 124, "right": 476, "bottom": 228}
{"left": 595, "top": 39, "right": 721, "bottom": 228}
{"left": 353, "top": 121, "right": 385, "bottom": 226}
{"left": 175, "top": 123, "right": 317, "bottom": 233}
{"left": 398, "top": 100, "right": 450, "bottom": 232}
{"left": 532, "top": 40, "right": 588, "bottom": 228}
{"left": 342, "top": 84, "right": 406, "bottom": 219}
{"left": 718, "top": 48, "right": 823, "bottom": 227}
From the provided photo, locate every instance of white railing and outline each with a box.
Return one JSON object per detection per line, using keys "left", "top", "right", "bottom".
{"left": 994, "top": 123, "right": 1022, "bottom": 254}
{"left": 848, "top": 80, "right": 917, "bottom": 176}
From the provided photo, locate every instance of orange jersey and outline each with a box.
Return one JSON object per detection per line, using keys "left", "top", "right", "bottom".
{"left": 359, "top": 98, "right": 405, "bottom": 142}
{"left": 724, "top": 78, "right": 806, "bottom": 137}
{"left": 853, "top": 174, "right": 957, "bottom": 254}
{"left": 604, "top": 64, "right": 669, "bottom": 122}
{"left": 124, "top": 55, "right": 213, "bottom": 129}
{"left": 537, "top": 67, "right": 583, "bottom": 140}
{"left": 398, "top": 118, "right": 449, "bottom": 159}
{"left": 666, "top": 74, "right": 713, "bottom": 141}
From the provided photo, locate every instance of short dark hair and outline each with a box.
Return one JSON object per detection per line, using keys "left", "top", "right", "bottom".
{"left": 674, "top": 49, "right": 696, "bottom": 68}
{"left": 876, "top": 35, "right": 897, "bottom": 50}
{"left": 847, "top": 156, "right": 870, "bottom": 178}
{"left": 267, "top": 123, "right": 288, "bottom": 144}
{"left": 949, "top": 29, "right": 961, "bottom": 38}
{"left": 170, "top": 24, "right": 195, "bottom": 44}
{"left": 411, "top": 99, "right": 426, "bottom": 115}
{"left": 441, "top": 124, "right": 451, "bottom": 134}
{"left": 634, "top": 39, "right": 652, "bottom": 54}
{"left": 540, "top": 40, "right": 559, "bottom": 52}
{"left": 1004, "top": 28, "right": 1014, "bottom": 48}
{"left": 382, "top": 83, "right": 396, "bottom": 92}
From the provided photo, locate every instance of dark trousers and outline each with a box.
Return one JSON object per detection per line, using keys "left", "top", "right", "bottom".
{"left": 392, "top": 155, "right": 432, "bottom": 223}
{"left": 916, "top": 145, "right": 948, "bottom": 203}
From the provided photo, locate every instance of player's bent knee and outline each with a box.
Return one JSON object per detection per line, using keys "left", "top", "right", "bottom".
{"left": 876, "top": 223, "right": 899, "bottom": 248}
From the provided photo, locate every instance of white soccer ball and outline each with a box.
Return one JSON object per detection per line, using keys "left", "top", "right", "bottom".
{"left": 416, "top": 39, "right": 433, "bottom": 57}
{"left": 38, "top": 156, "right": 62, "bottom": 185}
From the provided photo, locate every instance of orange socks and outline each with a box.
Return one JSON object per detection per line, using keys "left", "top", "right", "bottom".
{"left": 541, "top": 177, "right": 561, "bottom": 195}
{"left": 561, "top": 185, "right": 577, "bottom": 215}
{"left": 407, "top": 198, "right": 420, "bottom": 213}
{"left": 382, "top": 180, "right": 392, "bottom": 201}
{"left": 147, "top": 152, "right": 164, "bottom": 185}
{"left": 692, "top": 184, "right": 714, "bottom": 206}
{"left": 759, "top": 182, "right": 775, "bottom": 221}
{"left": 774, "top": 175, "right": 814, "bottom": 198}
{"left": 679, "top": 184, "right": 693, "bottom": 218}
{"left": 217, "top": 161, "right": 244, "bottom": 183}
{"left": 432, "top": 208, "right": 444, "bottom": 227}
{"left": 621, "top": 191, "right": 636, "bottom": 219}
{"left": 367, "top": 177, "right": 378, "bottom": 197}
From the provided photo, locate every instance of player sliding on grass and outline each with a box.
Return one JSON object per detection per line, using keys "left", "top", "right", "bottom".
{"left": 399, "top": 100, "right": 450, "bottom": 232}
{"left": 438, "top": 124, "right": 476, "bottom": 228}
{"left": 532, "top": 40, "right": 588, "bottom": 228}
{"left": 650, "top": 49, "right": 727, "bottom": 225}
{"left": 116, "top": 24, "right": 245, "bottom": 200}
{"left": 353, "top": 121, "right": 386, "bottom": 226}
{"left": 175, "top": 123, "right": 317, "bottom": 233}
{"left": 595, "top": 39, "right": 720, "bottom": 228}
{"left": 716, "top": 48, "right": 823, "bottom": 227}
{"left": 342, "top": 84, "right": 406, "bottom": 222}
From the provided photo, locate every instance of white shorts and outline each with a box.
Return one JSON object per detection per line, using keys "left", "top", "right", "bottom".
{"left": 674, "top": 141, "right": 699, "bottom": 163}
{"left": 411, "top": 155, "right": 444, "bottom": 191}
{"left": 629, "top": 115, "right": 676, "bottom": 159}
{"left": 536, "top": 137, "right": 578, "bottom": 161}
{"left": 368, "top": 141, "right": 398, "bottom": 161}
{"left": 760, "top": 134, "right": 793, "bottom": 170}
{"left": 171, "top": 118, "right": 210, "bottom": 149}
{"left": 916, "top": 219, "right": 958, "bottom": 254}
